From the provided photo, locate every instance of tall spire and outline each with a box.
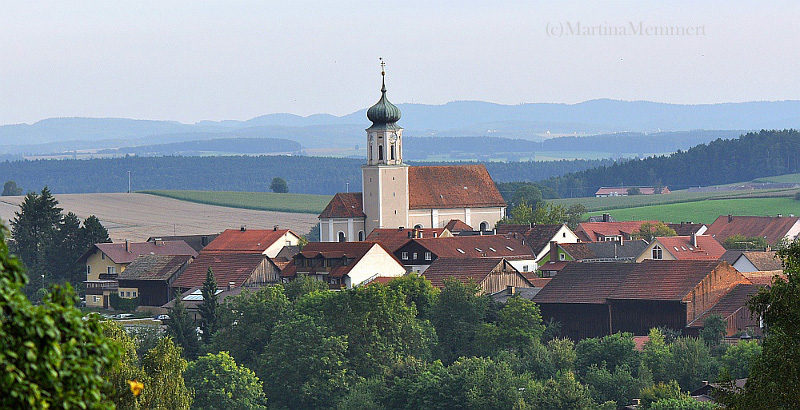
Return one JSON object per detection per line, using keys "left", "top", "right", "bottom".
{"left": 380, "top": 57, "right": 386, "bottom": 93}
{"left": 367, "top": 57, "right": 401, "bottom": 129}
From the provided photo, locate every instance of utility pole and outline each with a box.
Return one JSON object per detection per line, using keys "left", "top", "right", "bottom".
{"left": 127, "top": 171, "right": 131, "bottom": 193}
{"left": 346, "top": 182, "right": 349, "bottom": 193}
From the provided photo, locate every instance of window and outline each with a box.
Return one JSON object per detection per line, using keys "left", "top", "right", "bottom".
{"left": 424, "top": 252, "right": 432, "bottom": 261}
{"left": 378, "top": 145, "right": 384, "bottom": 160}
{"left": 523, "top": 265, "right": 529, "bottom": 272}
{"left": 338, "top": 231, "right": 346, "bottom": 243}
{"left": 457, "top": 248, "right": 465, "bottom": 254}
{"left": 475, "top": 248, "right": 482, "bottom": 252}
{"left": 559, "top": 253, "right": 566, "bottom": 261}
{"left": 563, "top": 232, "right": 567, "bottom": 237}
{"left": 331, "top": 278, "right": 339, "bottom": 285}
{"left": 107, "top": 266, "right": 116, "bottom": 274}
{"left": 93, "top": 296, "right": 100, "bottom": 303}
{"left": 652, "top": 245, "right": 663, "bottom": 260}
{"left": 391, "top": 145, "right": 395, "bottom": 160}
{"left": 358, "top": 231, "right": 365, "bottom": 241}
{"left": 479, "top": 222, "right": 489, "bottom": 231}
{"left": 101, "top": 253, "right": 105, "bottom": 260}
{"left": 412, "top": 252, "right": 418, "bottom": 260}
{"left": 86, "top": 265, "right": 91, "bottom": 275}
{"left": 414, "top": 224, "right": 423, "bottom": 229}
{"left": 402, "top": 252, "right": 409, "bottom": 260}
{"left": 132, "top": 292, "right": 137, "bottom": 297}
{"left": 488, "top": 247, "right": 496, "bottom": 252}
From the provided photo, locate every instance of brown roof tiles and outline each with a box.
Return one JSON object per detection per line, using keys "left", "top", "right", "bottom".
{"left": 172, "top": 252, "right": 269, "bottom": 289}
{"left": 408, "top": 165, "right": 506, "bottom": 209}
{"left": 706, "top": 215, "right": 800, "bottom": 245}
{"left": 318, "top": 192, "right": 365, "bottom": 219}
{"left": 117, "top": 254, "right": 192, "bottom": 281}
{"left": 202, "top": 228, "right": 297, "bottom": 253}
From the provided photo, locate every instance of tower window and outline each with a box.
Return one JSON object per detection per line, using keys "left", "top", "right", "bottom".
{"left": 391, "top": 145, "right": 395, "bottom": 160}
{"left": 338, "top": 231, "right": 346, "bottom": 243}
{"left": 378, "top": 146, "right": 384, "bottom": 160}
{"left": 358, "top": 231, "right": 365, "bottom": 241}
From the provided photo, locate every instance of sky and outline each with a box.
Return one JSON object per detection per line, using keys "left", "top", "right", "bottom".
{"left": 1, "top": 1, "right": 798, "bottom": 125}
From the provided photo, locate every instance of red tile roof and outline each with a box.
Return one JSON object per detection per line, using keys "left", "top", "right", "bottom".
{"left": 444, "top": 219, "right": 474, "bottom": 232}
{"left": 609, "top": 260, "right": 739, "bottom": 301}
{"left": 654, "top": 235, "right": 726, "bottom": 260}
{"left": 576, "top": 221, "right": 660, "bottom": 242}
{"left": 86, "top": 241, "right": 198, "bottom": 264}
{"left": 407, "top": 235, "right": 534, "bottom": 259}
{"left": 202, "top": 228, "right": 296, "bottom": 253}
{"left": 688, "top": 284, "right": 761, "bottom": 328}
{"left": 498, "top": 224, "right": 566, "bottom": 254}
{"left": 117, "top": 254, "right": 192, "bottom": 281}
{"left": 423, "top": 257, "right": 528, "bottom": 288}
{"left": 318, "top": 192, "right": 365, "bottom": 219}
{"left": 533, "top": 262, "right": 637, "bottom": 304}
{"left": 528, "top": 277, "right": 552, "bottom": 288}
{"left": 667, "top": 223, "right": 706, "bottom": 236}
{"left": 172, "top": 252, "right": 269, "bottom": 289}
{"left": 282, "top": 241, "right": 401, "bottom": 279}
{"left": 408, "top": 165, "right": 506, "bottom": 209}
{"left": 366, "top": 228, "right": 447, "bottom": 252}
{"left": 741, "top": 270, "right": 786, "bottom": 286}
{"left": 706, "top": 215, "right": 800, "bottom": 245}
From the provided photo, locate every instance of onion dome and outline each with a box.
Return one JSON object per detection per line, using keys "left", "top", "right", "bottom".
{"left": 367, "top": 71, "right": 401, "bottom": 130}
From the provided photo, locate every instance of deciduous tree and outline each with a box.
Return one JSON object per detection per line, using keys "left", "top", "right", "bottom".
{"left": 186, "top": 351, "right": 266, "bottom": 410}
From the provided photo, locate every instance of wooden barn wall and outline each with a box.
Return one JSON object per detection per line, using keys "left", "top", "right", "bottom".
{"left": 119, "top": 279, "right": 169, "bottom": 307}
{"left": 244, "top": 259, "right": 281, "bottom": 286}
{"left": 538, "top": 303, "right": 611, "bottom": 340}
{"left": 480, "top": 269, "right": 531, "bottom": 295}
{"left": 609, "top": 299, "right": 686, "bottom": 336}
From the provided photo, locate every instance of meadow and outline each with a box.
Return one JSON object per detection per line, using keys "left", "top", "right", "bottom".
{"left": 585, "top": 197, "right": 800, "bottom": 224}
{"left": 140, "top": 190, "right": 332, "bottom": 214}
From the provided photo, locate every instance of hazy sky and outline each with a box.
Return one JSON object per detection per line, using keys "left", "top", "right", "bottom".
{"left": 1, "top": 1, "right": 798, "bottom": 125}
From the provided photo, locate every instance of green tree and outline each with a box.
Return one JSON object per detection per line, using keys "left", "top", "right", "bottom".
{"left": 642, "top": 328, "right": 672, "bottom": 383}
{"left": 270, "top": 176, "right": 289, "bottom": 193}
{"left": 10, "top": 187, "right": 62, "bottom": 291}
{"left": 167, "top": 290, "right": 199, "bottom": 359}
{"left": 566, "top": 203, "right": 587, "bottom": 229}
{"left": 282, "top": 273, "right": 328, "bottom": 302}
{"left": 198, "top": 267, "right": 219, "bottom": 343}
{"left": 385, "top": 273, "right": 438, "bottom": 319}
{"left": 583, "top": 364, "right": 644, "bottom": 408}
{"left": 0, "top": 224, "right": 119, "bottom": 409}
{"left": 548, "top": 337, "right": 577, "bottom": 372}
{"left": 511, "top": 184, "right": 543, "bottom": 209}
{"left": 48, "top": 211, "right": 85, "bottom": 285}
{"left": 632, "top": 222, "right": 678, "bottom": 241}
{"left": 209, "top": 286, "right": 291, "bottom": 370}
{"left": 665, "top": 337, "right": 718, "bottom": 391}
{"left": 700, "top": 314, "right": 727, "bottom": 347}
{"left": 100, "top": 321, "right": 148, "bottom": 409}
{"left": 186, "top": 351, "right": 267, "bottom": 410}
{"left": 627, "top": 187, "right": 642, "bottom": 195}
{"left": 430, "top": 278, "right": 489, "bottom": 363}
{"left": 81, "top": 214, "right": 111, "bottom": 246}
{"left": 480, "top": 297, "right": 545, "bottom": 355}
{"left": 639, "top": 380, "right": 684, "bottom": 408}
{"left": 260, "top": 314, "right": 352, "bottom": 409}
{"left": 720, "top": 339, "right": 761, "bottom": 380}
{"left": 575, "top": 332, "right": 640, "bottom": 376}
{"left": 523, "top": 372, "right": 598, "bottom": 410}
{"left": 722, "top": 241, "right": 800, "bottom": 408}
{"left": 140, "top": 337, "right": 192, "bottom": 410}
{"left": 2, "top": 179, "right": 22, "bottom": 195}
{"left": 648, "top": 397, "right": 719, "bottom": 409}
{"left": 722, "top": 234, "right": 770, "bottom": 250}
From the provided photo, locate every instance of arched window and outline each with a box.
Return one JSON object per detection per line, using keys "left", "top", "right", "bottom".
{"left": 414, "top": 224, "right": 423, "bottom": 229}
{"left": 378, "top": 146, "right": 384, "bottom": 161}
{"left": 391, "top": 145, "right": 395, "bottom": 160}
{"left": 479, "top": 221, "right": 489, "bottom": 231}
{"left": 652, "top": 245, "right": 663, "bottom": 260}
{"left": 338, "top": 231, "right": 346, "bottom": 243}
{"left": 358, "top": 231, "right": 365, "bottom": 241}
{"left": 368, "top": 144, "right": 372, "bottom": 162}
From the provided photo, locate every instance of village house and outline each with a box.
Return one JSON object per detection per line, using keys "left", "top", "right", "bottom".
{"left": 79, "top": 240, "right": 198, "bottom": 308}
{"left": 557, "top": 239, "right": 649, "bottom": 263}
{"left": 116, "top": 254, "right": 192, "bottom": 307}
{"left": 495, "top": 223, "right": 580, "bottom": 266}
{"left": 318, "top": 70, "right": 506, "bottom": 242}
{"left": 685, "top": 283, "right": 762, "bottom": 337}
{"left": 421, "top": 257, "right": 532, "bottom": 295}
{"left": 393, "top": 234, "right": 536, "bottom": 274}
{"left": 594, "top": 186, "right": 670, "bottom": 197}
{"left": 147, "top": 233, "right": 219, "bottom": 252}
{"left": 705, "top": 214, "right": 800, "bottom": 245}
{"left": 365, "top": 226, "right": 452, "bottom": 253}
{"left": 534, "top": 260, "right": 752, "bottom": 340}
{"left": 281, "top": 241, "right": 406, "bottom": 289}
{"left": 731, "top": 250, "right": 782, "bottom": 273}
{"left": 574, "top": 220, "right": 659, "bottom": 242}
{"left": 636, "top": 234, "right": 727, "bottom": 262}
{"left": 200, "top": 226, "right": 300, "bottom": 258}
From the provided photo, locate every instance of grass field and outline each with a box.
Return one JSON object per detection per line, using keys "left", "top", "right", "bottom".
{"left": 753, "top": 173, "right": 800, "bottom": 183}
{"left": 586, "top": 197, "right": 800, "bottom": 224}
{"left": 141, "top": 190, "right": 332, "bottom": 214}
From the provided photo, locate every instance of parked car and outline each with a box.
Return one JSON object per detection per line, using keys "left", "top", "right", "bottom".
{"left": 154, "top": 314, "right": 170, "bottom": 321}
{"left": 113, "top": 313, "right": 134, "bottom": 319}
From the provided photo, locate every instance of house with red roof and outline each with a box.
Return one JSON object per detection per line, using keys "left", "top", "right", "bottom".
{"left": 79, "top": 240, "right": 198, "bottom": 308}
{"left": 595, "top": 186, "right": 670, "bottom": 197}
{"left": 575, "top": 220, "right": 660, "bottom": 242}
{"left": 281, "top": 241, "right": 406, "bottom": 289}
{"left": 422, "top": 257, "right": 532, "bottom": 295}
{"left": 705, "top": 214, "right": 800, "bottom": 245}
{"left": 117, "top": 254, "right": 192, "bottom": 307}
{"left": 636, "top": 234, "right": 726, "bottom": 262}
{"left": 365, "top": 227, "right": 452, "bottom": 252}
{"left": 393, "top": 234, "right": 537, "bottom": 275}
{"left": 318, "top": 72, "right": 506, "bottom": 242}
{"left": 496, "top": 223, "right": 580, "bottom": 265}
{"left": 201, "top": 227, "right": 301, "bottom": 258}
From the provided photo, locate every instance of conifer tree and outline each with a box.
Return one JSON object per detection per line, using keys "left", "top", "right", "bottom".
{"left": 168, "top": 290, "right": 199, "bottom": 359}
{"left": 198, "top": 267, "right": 219, "bottom": 344}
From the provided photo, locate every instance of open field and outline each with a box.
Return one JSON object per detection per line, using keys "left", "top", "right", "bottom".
{"left": 586, "top": 197, "right": 800, "bottom": 224}
{"left": 753, "top": 173, "right": 800, "bottom": 183}
{"left": 0, "top": 193, "right": 319, "bottom": 242}
{"left": 141, "top": 190, "right": 332, "bottom": 214}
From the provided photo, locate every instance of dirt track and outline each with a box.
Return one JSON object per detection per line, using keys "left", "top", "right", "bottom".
{"left": 0, "top": 193, "right": 319, "bottom": 242}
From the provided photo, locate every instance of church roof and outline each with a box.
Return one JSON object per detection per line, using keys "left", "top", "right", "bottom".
{"left": 408, "top": 165, "right": 506, "bottom": 209}
{"left": 318, "top": 192, "right": 365, "bottom": 219}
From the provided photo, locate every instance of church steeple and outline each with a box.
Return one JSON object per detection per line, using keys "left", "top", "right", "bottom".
{"left": 366, "top": 58, "right": 403, "bottom": 166}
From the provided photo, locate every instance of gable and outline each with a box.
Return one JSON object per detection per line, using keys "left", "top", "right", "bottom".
{"left": 319, "top": 192, "right": 366, "bottom": 219}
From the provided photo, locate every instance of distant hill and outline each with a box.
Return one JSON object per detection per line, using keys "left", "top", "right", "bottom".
{"left": 2, "top": 100, "right": 799, "bottom": 154}
{"left": 99, "top": 137, "right": 302, "bottom": 156}
{"left": 541, "top": 129, "right": 800, "bottom": 197}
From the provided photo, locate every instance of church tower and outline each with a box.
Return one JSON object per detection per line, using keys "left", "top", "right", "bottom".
{"left": 362, "top": 60, "right": 409, "bottom": 235}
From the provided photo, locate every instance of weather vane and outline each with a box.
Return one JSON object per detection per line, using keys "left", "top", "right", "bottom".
{"left": 380, "top": 57, "right": 385, "bottom": 77}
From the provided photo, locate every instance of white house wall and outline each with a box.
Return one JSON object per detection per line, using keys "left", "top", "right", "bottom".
{"left": 345, "top": 244, "right": 406, "bottom": 287}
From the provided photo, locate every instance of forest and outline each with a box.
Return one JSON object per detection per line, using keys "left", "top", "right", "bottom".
{"left": 541, "top": 129, "right": 800, "bottom": 197}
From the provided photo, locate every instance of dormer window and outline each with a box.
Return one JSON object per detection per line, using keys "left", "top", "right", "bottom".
{"left": 457, "top": 248, "right": 465, "bottom": 254}
{"left": 652, "top": 245, "right": 663, "bottom": 260}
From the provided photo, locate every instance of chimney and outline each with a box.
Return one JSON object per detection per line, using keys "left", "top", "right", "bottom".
{"left": 433, "top": 232, "right": 438, "bottom": 238}
{"left": 691, "top": 232, "right": 697, "bottom": 247}
{"left": 228, "top": 281, "right": 235, "bottom": 291}
{"left": 777, "top": 214, "right": 783, "bottom": 218}
{"left": 506, "top": 285, "right": 515, "bottom": 295}
{"left": 273, "top": 225, "right": 279, "bottom": 231}
{"left": 240, "top": 225, "right": 247, "bottom": 231}
{"left": 125, "top": 239, "right": 130, "bottom": 253}
{"left": 398, "top": 227, "right": 403, "bottom": 231}
{"left": 492, "top": 228, "right": 497, "bottom": 235}
{"left": 550, "top": 241, "right": 558, "bottom": 263}
{"left": 727, "top": 214, "right": 733, "bottom": 223}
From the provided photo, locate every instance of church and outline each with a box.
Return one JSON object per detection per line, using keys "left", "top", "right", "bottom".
{"left": 318, "top": 67, "right": 507, "bottom": 242}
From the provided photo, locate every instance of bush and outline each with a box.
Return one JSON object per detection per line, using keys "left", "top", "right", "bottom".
{"left": 109, "top": 292, "right": 139, "bottom": 311}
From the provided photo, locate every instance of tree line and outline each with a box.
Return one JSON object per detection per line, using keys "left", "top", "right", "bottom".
{"left": 539, "top": 129, "right": 800, "bottom": 198}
